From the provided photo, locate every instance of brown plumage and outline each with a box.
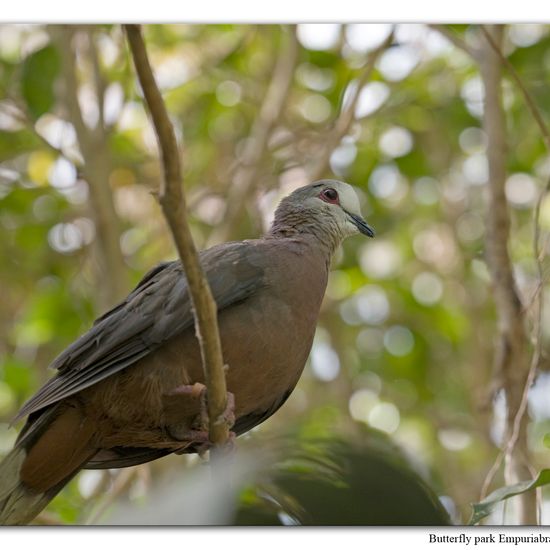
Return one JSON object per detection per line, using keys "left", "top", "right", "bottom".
{"left": 0, "top": 180, "right": 374, "bottom": 524}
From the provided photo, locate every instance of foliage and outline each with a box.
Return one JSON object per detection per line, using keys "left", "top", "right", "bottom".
{"left": 1, "top": 23, "right": 550, "bottom": 525}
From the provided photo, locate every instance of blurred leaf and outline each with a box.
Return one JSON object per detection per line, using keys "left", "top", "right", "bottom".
{"left": 469, "top": 470, "right": 550, "bottom": 525}
{"left": 21, "top": 44, "right": 60, "bottom": 120}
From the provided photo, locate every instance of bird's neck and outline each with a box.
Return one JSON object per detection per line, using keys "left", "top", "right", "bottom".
{"left": 266, "top": 213, "right": 343, "bottom": 260}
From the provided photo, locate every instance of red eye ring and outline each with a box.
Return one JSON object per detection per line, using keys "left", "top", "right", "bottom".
{"left": 320, "top": 188, "right": 339, "bottom": 204}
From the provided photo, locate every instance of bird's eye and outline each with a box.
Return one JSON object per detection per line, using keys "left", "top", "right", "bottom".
{"left": 320, "top": 188, "right": 339, "bottom": 204}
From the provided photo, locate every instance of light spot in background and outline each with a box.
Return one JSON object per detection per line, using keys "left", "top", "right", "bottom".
{"left": 471, "top": 258, "right": 491, "bottom": 283}
{"left": 442, "top": 170, "right": 467, "bottom": 204}
{"left": 310, "top": 341, "right": 340, "bottom": 382}
{"left": 297, "top": 24, "right": 341, "bottom": 51}
{"left": 456, "top": 212, "right": 485, "bottom": 243}
{"left": 48, "top": 157, "right": 77, "bottom": 189}
{"left": 35, "top": 114, "right": 78, "bottom": 152}
{"left": 384, "top": 325, "right": 414, "bottom": 357}
{"left": 0, "top": 423, "right": 17, "bottom": 453}
{"left": 413, "top": 225, "right": 458, "bottom": 273}
{"left": 78, "top": 470, "right": 105, "bottom": 499}
{"left": 413, "top": 177, "right": 439, "bottom": 205}
{"left": 539, "top": 195, "right": 550, "bottom": 232}
{"left": 527, "top": 372, "right": 550, "bottom": 420}
{"left": 345, "top": 24, "right": 393, "bottom": 53}
{"left": 412, "top": 272, "right": 443, "bottom": 306}
{"left": 0, "top": 102, "right": 24, "bottom": 131}
{"left": 120, "top": 227, "right": 147, "bottom": 256}
{"left": 330, "top": 138, "right": 357, "bottom": 175}
{"left": 103, "top": 82, "right": 124, "bottom": 126}
{"left": 195, "top": 195, "right": 227, "bottom": 225}
{"left": 505, "top": 173, "right": 538, "bottom": 208}
{"left": 278, "top": 512, "right": 300, "bottom": 526}
{"left": 368, "top": 164, "right": 408, "bottom": 203}
{"left": 460, "top": 76, "right": 484, "bottom": 118}
{"left": 78, "top": 84, "right": 100, "bottom": 130}
{"left": 155, "top": 56, "right": 190, "bottom": 90}
{"left": 359, "top": 240, "right": 402, "bottom": 279}
{"left": 72, "top": 217, "right": 95, "bottom": 245}
{"left": 509, "top": 24, "right": 546, "bottom": 47}
{"left": 20, "top": 28, "right": 49, "bottom": 57}
{"left": 0, "top": 25, "right": 23, "bottom": 61}
{"left": 63, "top": 180, "right": 89, "bottom": 206}
{"left": 296, "top": 63, "right": 335, "bottom": 92}
{"left": 353, "top": 81, "right": 390, "bottom": 118}
{"left": 118, "top": 101, "right": 148, "bottom": 130}
{"left": 379, "top": 126, "right": 414, "bottom": 158}
{"left": 216, "top": 80, "right": 242, "bottom": 107}
{"left": 355, "top": 285, "right": 390, "bottom": 324}
{"left": 377, "top": 45, "right": 419, "bottom": 82}
{"left": 27, "top": 150, "right": 54, "bottom": 186}
{"left": 438, "top": 428, "right": 472, "bottom": 451}
{"left": 349, "top": 388, "right": 379, "bottom": 422}
{"left": 299, "top": 93, "right": 332, "bottom": 124}
{"left": 423, "top": 28, "right": 454, "bottom": 57}
{"left": 368, "top": 402, "right": 400, "bottom": 433}
{"left": 459, "top": 127, "right": 486, "bottom": 155}
{"left": 47, "top": 223, "right": 80, "bottom": 254}
{"left": 462, "top": 153, "right": 488, "bottom": 185}
{"left": 97, "top": 33, "right": 119, "bottom": 67}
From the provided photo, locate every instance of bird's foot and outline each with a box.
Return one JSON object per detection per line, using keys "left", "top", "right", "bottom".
{"left": 166, "top": 383, "right": 236, "bottom": 453}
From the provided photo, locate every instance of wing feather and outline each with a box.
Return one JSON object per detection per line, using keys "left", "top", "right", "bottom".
{"left": 14, "top": 242, "right": 265, "bottom": 422}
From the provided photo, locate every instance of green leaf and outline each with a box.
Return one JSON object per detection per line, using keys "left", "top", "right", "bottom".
{"left": 21, "top": 44, "right": 60, "bottom": 120}
{"left": 469, "top": 469, "right": 550, "bottom": 525}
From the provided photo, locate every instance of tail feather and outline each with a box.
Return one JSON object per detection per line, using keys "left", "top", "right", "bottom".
{"left": 0, "top": 448, "right": 57, "bottom": 525}
{"left": 0, "top": 404, "right": 96, "bottom": 525}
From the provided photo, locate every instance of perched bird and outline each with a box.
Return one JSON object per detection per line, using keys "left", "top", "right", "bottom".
{"left": 0, "top": 179, "right": 374, "bottom": 525}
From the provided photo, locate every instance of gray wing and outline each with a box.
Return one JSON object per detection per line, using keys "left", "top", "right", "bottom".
{"left": 13, "top": 241, "right": 265, "bottom": 422}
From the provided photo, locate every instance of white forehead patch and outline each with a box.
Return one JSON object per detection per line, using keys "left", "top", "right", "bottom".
{"left": 333, "top": 181, "right": 362, "bottom": 215}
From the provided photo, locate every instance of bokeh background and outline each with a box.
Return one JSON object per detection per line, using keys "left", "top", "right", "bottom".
{"left": 0, "top": 23, "right": 550, "bottom": 525}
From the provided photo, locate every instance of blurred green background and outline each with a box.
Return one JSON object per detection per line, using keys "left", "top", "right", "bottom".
{"left": 0, "top": 23, "right": 549, "bottom": 525}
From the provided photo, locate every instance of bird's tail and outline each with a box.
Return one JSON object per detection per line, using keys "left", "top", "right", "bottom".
{"left": 0, "top": 404, "right": 96, "bottom": 525}
{"left": 0, "top": 447, "right": 62, "bottom": 525}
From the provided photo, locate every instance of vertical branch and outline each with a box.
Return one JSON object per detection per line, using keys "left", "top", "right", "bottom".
{"left": 124, "top": 25, "right": 231, "bottom": 449}
{"left": 53, "top": 25, "right": 129, "bottom": 309}
{"left": 480, "top": 25, "right": 536, "bottom": 524}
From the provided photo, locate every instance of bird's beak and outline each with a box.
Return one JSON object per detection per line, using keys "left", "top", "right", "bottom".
{"left": 345, "top": 211, "right": 375, "bottom": 238}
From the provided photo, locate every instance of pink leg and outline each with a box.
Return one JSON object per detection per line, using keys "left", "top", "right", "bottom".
{"left": 165, "top": 383, "right": 236, "bottom": 451}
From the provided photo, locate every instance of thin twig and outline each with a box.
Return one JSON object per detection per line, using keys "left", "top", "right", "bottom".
{"left": 124, "top": 25, "right": 231, "bottom": 449}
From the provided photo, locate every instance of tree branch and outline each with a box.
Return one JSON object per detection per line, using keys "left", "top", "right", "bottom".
{"left": 479, "top": 24, "right": 536, "bottom": 525}
{"left": 52, "top": 25, "right": 129, "bottom": 310}
{"left": 124, "top": 25, "right": 231, "bottom": 449}
{"left": 479, "top": 25, "right": 550, "bottom": 151}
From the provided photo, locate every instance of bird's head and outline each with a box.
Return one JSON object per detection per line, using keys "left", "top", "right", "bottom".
{"left": 269, "top": 179, "right": 375, "bottom": 250}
